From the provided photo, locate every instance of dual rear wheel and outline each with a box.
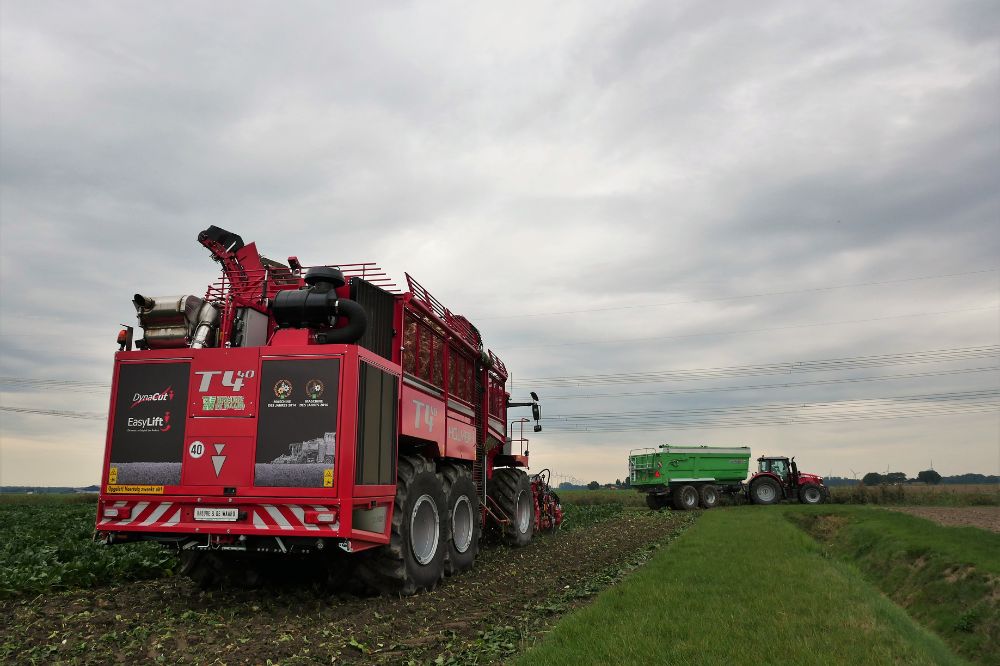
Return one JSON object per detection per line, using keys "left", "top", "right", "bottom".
{"left": 360, "top": 455, "right": 482, "bottom": 595}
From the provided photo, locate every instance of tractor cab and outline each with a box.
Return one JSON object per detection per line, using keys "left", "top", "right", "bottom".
{"left": 757, "top": 456, "right": 798, "bottom": 485}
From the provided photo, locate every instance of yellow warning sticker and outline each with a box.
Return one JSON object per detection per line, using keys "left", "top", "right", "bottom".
{"left": 323, "top": 468, "right": 334, "bottom": 488}
{"left": 108, "top": 467, "right": 118, "bottom": 484}
{"left": 105, "top": 484, "right": 164, "bottom": 495}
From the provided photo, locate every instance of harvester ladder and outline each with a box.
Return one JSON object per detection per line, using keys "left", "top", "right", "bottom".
{"left": 473, "top": 371, "right": 486, "bottom": 503}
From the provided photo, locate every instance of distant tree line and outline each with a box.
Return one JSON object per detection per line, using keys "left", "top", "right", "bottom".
{"left": 857, "top": 471, "right": 999, "bottom": 486}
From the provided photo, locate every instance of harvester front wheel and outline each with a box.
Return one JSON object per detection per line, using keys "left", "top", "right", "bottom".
{"left": 799, "top": 483, "right": 825, "bottom": 505}
{"left": 489, "top": 468, "right": 533, "bottom": 547}
{"left": 699, "top": 484, "right": 719, "bottom": 509}
{"left": 672, "top": 484, "right": 699, "bottom": 510}
{"left": 358, "top": 454, "right": 446, "bottom": 595}
{"left": 440, "top": 462, "right": 481, "bottom": 575}
{"left": 750, "top": 478, "right": 781, "bottom": 505}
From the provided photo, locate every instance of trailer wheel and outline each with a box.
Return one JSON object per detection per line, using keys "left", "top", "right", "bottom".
{"left": 440, "top": 462, "right": 481, "bottom": 576}
{"left": 750, "top": 478, "right": 781, "bottom": 505}
{"left": 645, "top": 493, "right": 668, "bottom": 511}
{"left": 488, "top": 468, "right": 533, "bottom": 547}
{"left": 699, "top": 484, "right": 719, "bottom": 509}
{"left": 358, "top": 455, "right": 446, "bottom": 595}
{"left": 799, "top": 483, "right": 825, "bottom": 505}
{"left": 671, "top": 484, "right": 699, "bottom": 511}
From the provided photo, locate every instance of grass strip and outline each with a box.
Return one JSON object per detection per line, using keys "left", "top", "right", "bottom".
{"left": 441, "top": 511, "right": 697, "bottom": 665}
{"left": 787, "top": 505, "right": 999, "bottom": 662}
{"left": 517, "top": 507, "right": 965, "bottom": 666}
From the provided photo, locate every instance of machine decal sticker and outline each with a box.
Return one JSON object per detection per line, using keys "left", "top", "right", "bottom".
{"left": 188, "top": 441, "right": 205, "bottom": 459}
{"left": 105, "top": 484, "right": 164, "bottom": 494}
{"left": 255, "top": 359, "right": 340, "bottom": 488}
{"left": 201, "top": 395, "right": 246, "bottom": 411}
{"left": 211, "top": 443, "right": 227, "bottom": 476}
{"left": 130, "top": 387, "right": 174, "bottom": 408}
{"left": 109, "top": 362, "right": 189, "bottom": 486}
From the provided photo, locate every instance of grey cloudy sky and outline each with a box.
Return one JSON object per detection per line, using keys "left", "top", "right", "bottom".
{"left": 1, "top": 0, "right": 997, "bottom": 485}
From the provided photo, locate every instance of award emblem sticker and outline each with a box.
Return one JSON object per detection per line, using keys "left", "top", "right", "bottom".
{"left": 273, "top": 379, "right": 293, "bottom": 400}
{"left": 306, "top": 379, "right": 325, "bottom": 399}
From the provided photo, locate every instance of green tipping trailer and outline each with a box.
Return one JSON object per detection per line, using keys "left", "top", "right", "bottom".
{"left": 629, "top": 445, "right": 751, "bottom": 511}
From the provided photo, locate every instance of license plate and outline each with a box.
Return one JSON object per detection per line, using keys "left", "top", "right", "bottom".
{"left": 194, "top": 507, "right": 239, "bottom": 522}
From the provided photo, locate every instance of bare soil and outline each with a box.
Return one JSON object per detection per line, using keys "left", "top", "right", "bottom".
{"left": 0, "top": 509, "right": 693, "bottom": 665}
{"left": 885, "top": 506, "right": 1000, "bottom": 533}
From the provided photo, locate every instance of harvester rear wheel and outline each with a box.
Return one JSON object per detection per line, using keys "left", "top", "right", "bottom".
{"left": 699, "top": 484, "right": 719, "bottom": 509}
{"left": 645, "top": 493, "right": 668, "bottom": 511}
{"left": 440, "top": 462, "right": 481, "bottom": 576}
{"left": 672, "top": 484, "right": 699, "bottom": 510}
{"left": 488, "top": 468, "right": 533, "bottom": 547}
{"left": 179, "top": 551, "right": 220, "bottom": 589}
{"left": 358, "top": 454, "right": 446, "bottom": 595}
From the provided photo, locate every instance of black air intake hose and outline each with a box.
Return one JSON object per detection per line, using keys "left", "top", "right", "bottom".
{"left": 316, "top": 299, "right": 368, "bottom": 344}
{"left": 271, "top": 266, "right": 368, "bottom": 344}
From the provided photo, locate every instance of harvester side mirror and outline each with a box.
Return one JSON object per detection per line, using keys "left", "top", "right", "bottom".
{"left": 534, "top": 424, "right": 542, "bottom": 433}
{"left": 530, "top": 391, "right": 539, "bottom": 402}
{"left": 532, "top": 403, "right": 541, "bottom": 421}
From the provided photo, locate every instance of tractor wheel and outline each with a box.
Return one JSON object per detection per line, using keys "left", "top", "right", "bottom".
{"left": 699, "top": 484, "right": 719, "bottom": 509}
{"left": 750, "top": 478, "right": 781, "bottom": 505}
{"left": 672, "top": 484, "right": 700, "bottom": 511}
{"left": 488, "top": 468, "right": 533, "bottom": 547}
{"left": 799, "top": 483, "right": 825, "bottom": 505}
{"left": 357, "top": 455, "right": 446, "bottom": 595}
{"left": 440, "top": 462, "right": 481, "bottom": 576}
{"left": 645, "top": 493, "right": 668, "bottom": 511}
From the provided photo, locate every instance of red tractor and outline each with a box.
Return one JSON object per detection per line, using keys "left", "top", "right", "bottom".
{"left": 747, "top": 455, "right": 830, "bottom": 505}
{"left": 95, "top": 226, "right": 561, "bottom": 594}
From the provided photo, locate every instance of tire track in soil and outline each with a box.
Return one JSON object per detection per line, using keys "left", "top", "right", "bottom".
{"left": 0, "top": 510, "right": 694, "bottom": 665}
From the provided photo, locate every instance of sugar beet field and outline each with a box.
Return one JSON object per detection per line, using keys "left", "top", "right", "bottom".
{"left": 1, "top": 490, "right": 997, "bottom": 665}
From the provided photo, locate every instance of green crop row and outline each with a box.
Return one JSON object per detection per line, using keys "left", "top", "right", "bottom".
{"left": 0, "top": 502, "right": 176, "bottom": 598}
{"left": 517, "top": 507, "right": 968, "bottom": 666}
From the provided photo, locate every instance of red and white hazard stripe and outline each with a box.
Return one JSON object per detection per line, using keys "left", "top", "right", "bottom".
{"left": 251, "top": 504, "right": 340, "bottom": 532}
{"left": 98, "top": 501, "right": 337, "bottom": 531}
{"left": 99, "top": 500, "right": 182, "bottom": 528}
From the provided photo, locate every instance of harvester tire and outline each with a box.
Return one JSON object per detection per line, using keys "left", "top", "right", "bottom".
{"left": 672, "top": 484, "right": 699, "bottom": 510}
{"left": 488, "top": 468, "right": 533, "bottom": 547}
{"left": 179, "top": 551, "right": 222, "bottom": 590}
{"left": 799, "top": 483, "right": 825, "bottom": 505}
{"left": 750, "top": 478, "right": 781, "bottom": 505}
{"left": 440, "top": 462, "right": 481, "bottom": 576}
{"left": 357, "top": 454, "right": 446, "bottom": 596}
{"left": 645, "top": 493, "right": 668, "bottom": 511}
{"left": 699, "top": 484, "right": 719, "bottom": 509}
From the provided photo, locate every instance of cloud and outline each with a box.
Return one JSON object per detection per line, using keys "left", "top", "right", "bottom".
{"left": 1, "top": 0, "right": 997, "bottom": 485}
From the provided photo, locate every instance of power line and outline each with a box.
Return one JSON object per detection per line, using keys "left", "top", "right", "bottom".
{"left": 0, "top": 406, "right": 105, "bottom": 420}
{"left": 0, "top": 377, "right": 111, "bottom": 392}
{"left": 506, "top": 305, "right": 999, "bottom": 350}
{"left": 542, "top": 389, "right": 1000, "bottom": 432}
{"left": 521, "top": 344, "right": 1000, "bottom": 387}
{"left": 543, "top": 404, "right": 999, "bottom": 432}
{"left": 539, "top": 365, "right": 1000, "bottom": 400}
{"left": 545, "top": 389, "right": 1000, "bottom": 422}
{"left": 474, "top": 267, "right": 1000, "bottom": 320}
